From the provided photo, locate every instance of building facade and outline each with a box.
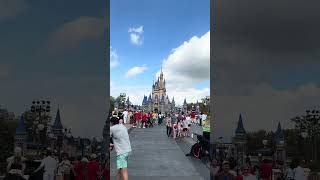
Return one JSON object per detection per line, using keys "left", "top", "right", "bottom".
{"left": 142, "top": 68, "right": 175, "bottom": 113}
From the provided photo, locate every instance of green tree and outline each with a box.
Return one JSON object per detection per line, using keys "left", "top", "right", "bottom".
{"left": 110, "top": 96, "right": 115, "bottom": 113}
{"left": 0, "top": 117, "right": 18, "bottom": 175}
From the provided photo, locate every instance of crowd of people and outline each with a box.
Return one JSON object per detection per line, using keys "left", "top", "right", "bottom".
{"left": 210, "top": 157, "right": 308, "bottom": 180}
{"left": 111, "top": 108, "right": 207, "bottom": 137}
{"left": 4, "top": 147, "right": 110, "bottom": 180}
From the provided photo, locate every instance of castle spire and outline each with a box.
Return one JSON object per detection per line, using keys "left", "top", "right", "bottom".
{"left": 275, "top": 122, "right": 284, "bottom": 143}
{"left": 52, "top": 108, "right": 63, "bottom": 132}
{"left": 235, "top": 114, "right": 246, "bottom": 136}
{"left": 16, "top": 115, "right": 27, "bottom": 135}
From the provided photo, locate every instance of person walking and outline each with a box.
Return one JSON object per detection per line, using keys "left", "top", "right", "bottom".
{"left": 241, "top": 165, "right": 257, "bottom": 180}
{"left": 165, "top": 114, "right": 172, "bottom": 137}
{"left": 215, "top": 161, "right": 236, "bottom": 180}
{"left": 110, "top": 117, "right": 132, "bottom": 180}
{"left": 5, "top": 147, "right": 26, "bottom": 180}
{"left": 73, "top": 157, "right": 88, "bottom": 180}
{"left": 158, "top": 112, "right": 163, "bottom": 125}
{"left": 122, "top": 109, "right": 128, "bottom": 124}
{"left": 87, "top": 154, "right": 100, "bottom": 180}
{"left": 191, "top": 111, "right": 196, "bottom": 124}
{"left": 285, "top": 162, "right": 295, "bottom": 180}
{"left": 293, "top": 160, "right": 306, "bottom": 180}
{"left": 142, "top": 112, "right": 147, "bottom": 128}
{"left": 34, "top": 150, "right": 58, "bottom": 180}
{"left": 259, "top": 159, "right": 272, "bottom": 180}
{"left": 59, "top": 153, "right": 72, "bottom": 180}
{"left": 137, "top": 110, "right": 142, "bottom": 128}
{"left": 210, "top": 158, "right": 220, "bottom": 180}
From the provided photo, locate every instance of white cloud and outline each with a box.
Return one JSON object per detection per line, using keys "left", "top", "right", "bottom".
{"left": 155, "top": 31, "right": 210, "bottom": 105}
{"left": 110, "top": 47, "right": 119, "bottom": 68}
{"left": 128, "top": 26, "right": 144, "bottom": 46}
{"left": 128, "top": 26, "right": 144, "bottom": 34}
{"left": 110, "top": 81, "right": 150, "bottom": 105}
{"left": 111, "top": 31, "right": 210, "bottom": 106}
{"left": 125, "top": 65, "right": 148, "bottom": 78}
{"left": 47, "top": 16, "right": 103, "bottom": 53}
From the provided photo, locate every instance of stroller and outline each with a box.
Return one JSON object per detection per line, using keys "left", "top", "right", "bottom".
{"left": 187, "top": 133, "right": 210, "bottom": 159}
{"left": 146, "top": 117, "right": 153, "bottom": 128}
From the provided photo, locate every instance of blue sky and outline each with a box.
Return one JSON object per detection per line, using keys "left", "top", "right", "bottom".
{"left": 110, "top": 0, "right": 210, "bottom": 105}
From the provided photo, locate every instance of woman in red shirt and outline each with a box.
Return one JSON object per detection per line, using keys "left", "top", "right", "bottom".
{"left": 87, "top": 155, "right": 100, "bottom": 180}
{"left": 137, "top": 111, "right": 141, "bottom": 128}
{"left": 74, "top": 157, "right": 88, "bottom": 180}
{"left": 102, "top": 160, "right": 110, "bottom": 180}
{"left": 142, "top": 112, "right": 148, "bottom": 128}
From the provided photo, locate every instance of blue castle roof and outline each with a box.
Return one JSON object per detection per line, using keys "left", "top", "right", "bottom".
{"left": 52, "top": 108, "right": 63, "bottom": 130}
{"left": 235, "top": 114, "right": 246, "bottom": 135}
{"left": 16, "top": 116, "right": 27, "bottom": 135}
{"left": 275, "top": 122, "right": 284, "bottom": 143}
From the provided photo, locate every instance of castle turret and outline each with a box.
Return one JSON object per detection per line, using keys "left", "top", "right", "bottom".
{"left": 52, "top": 108, "right": 63, "bottom": 136}
{"left": 14, "top": 115, "right": 27, "bottom": 154}
{"left": 233, "top": 114, "right": 248, "bottom": 167}
{"left": 274, "top": 122, "right": 286, "bottom": 164}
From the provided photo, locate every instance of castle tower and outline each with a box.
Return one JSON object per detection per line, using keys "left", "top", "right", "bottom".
{"left": 14, "top": 116, "right": 27, "bottom": 155}
{"left": 233, "top": 114, "right": 247, "bottom": 168}
{"left": 144, "top": 67, "right": 174, "bottom": 113}
{"left": 183, "top": 98, "right": 188, "bottom": 114}
{"left": 52, "top": 108, "right": 63, "bottom": 136}
{"left": 274, "top": 122, "right": 286, "bottom": 165}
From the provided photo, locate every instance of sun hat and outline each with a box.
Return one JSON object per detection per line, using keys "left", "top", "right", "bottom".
{"left": 91, "top": 153, "right": 97, "bottom": 159}
{"left": 81, "top": 158, "right": 89, "bottom": 163}
{"left": 222, "top": 160, "right": 230, "bottom": 165}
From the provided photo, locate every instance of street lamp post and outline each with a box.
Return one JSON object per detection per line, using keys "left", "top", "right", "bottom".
{"left": 301, "top": 131, "right": 308, "bottom": 162}
{"left": 31, "top": 100, "right": 51, "bottom": 155}
{"left": 262, "top": 139, "right": 268, "bottom": 149}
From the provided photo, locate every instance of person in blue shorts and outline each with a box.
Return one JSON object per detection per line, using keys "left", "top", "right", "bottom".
{"left": 110, "top": 117, "right": 132, "bottom": 180}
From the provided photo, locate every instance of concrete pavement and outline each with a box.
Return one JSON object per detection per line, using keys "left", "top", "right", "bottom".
{"left": 110, "top": 125, "right": 207, "bottom": 180}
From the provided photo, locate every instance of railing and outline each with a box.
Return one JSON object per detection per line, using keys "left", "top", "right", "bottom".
{"left": 308, "top": 173, "right": 320, "bottom": 180}
{"left": 272, "top": 168, "right": 319, "bottom": 180}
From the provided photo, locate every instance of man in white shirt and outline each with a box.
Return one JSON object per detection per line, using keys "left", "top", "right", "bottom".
{"left": 110, "top": 117, "right": 132, "bottom": 180}
{"left": 201, "top": 113, "right": 207, "bottom": 126}
{"left": 123, "top": 109, "right": 128, "bottom": 124}
{"left": 294, "top": 160, "right": 307, "bottom": 180}
{"left": 34, "top": 151, "right": 58, "bottom": 180}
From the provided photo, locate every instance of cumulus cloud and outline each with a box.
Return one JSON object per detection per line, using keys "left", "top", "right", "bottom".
{"left": 125, "top": 65, "right": 148, "bottom": 78}
{"left": 110, "top": 47, "right": 119, "bottom": 68}
{"left": 47, "top": 16, "right": 104, "bottom": 53}
{"left": 0, "top": 0, "right": 27, "bottom": 19}
{"left": 128, "top": 26, "right": 144, "bottom": 46}
{"left": 154, "top": 31, "right": 210, "bottom": 105}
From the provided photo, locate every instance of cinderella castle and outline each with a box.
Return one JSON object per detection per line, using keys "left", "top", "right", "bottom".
{"left": 142, "top": 68, "right": 176, "bottom": 113}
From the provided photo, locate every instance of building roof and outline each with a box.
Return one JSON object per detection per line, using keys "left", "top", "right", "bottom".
{"left": 274, "top": 122, "right": 284, "bottom": 143}
{"left": 52, "top": 108, "right": 63, "bottom": 130}
{"left": 235, "top": 114, "right": 246, "bottom": 136}
{"left": 16, "top": 116, "right": 27, "bottom": 135}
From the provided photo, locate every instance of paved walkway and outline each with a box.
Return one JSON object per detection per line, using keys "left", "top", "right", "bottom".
{"left": 110, "top": 125, "right": 206, "bottom": 180}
